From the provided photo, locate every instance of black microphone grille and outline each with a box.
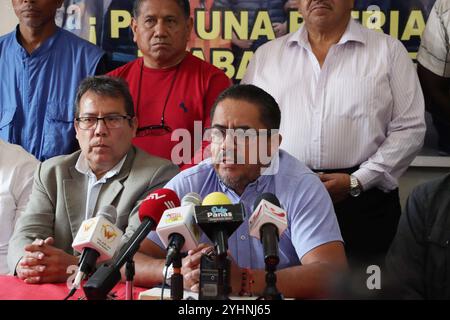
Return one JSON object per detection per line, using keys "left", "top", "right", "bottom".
{"left": 254, "top": 193, "right": 281, "bottom": 208}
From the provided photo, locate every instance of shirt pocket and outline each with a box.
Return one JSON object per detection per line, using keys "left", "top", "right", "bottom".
{"left": 41, "top": 101, "right": 76, "bottom": 160}
{"left": 0, "top": 106, "right": 16, "bottom": 141}
{"left": 325, "top": 76, "right": 376, "bottom": 120}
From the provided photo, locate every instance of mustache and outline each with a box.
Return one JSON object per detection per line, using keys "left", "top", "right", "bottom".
{"left": 309, "top": 0, "right": 332, "bottom": 10}
{"left": 212, "top": 150, "right": 246, "bottom": 164}
{"left": 90, "top": 141, "right": 109, "bottom": 148}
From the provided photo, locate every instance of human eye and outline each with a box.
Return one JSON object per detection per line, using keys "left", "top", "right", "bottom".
{"left": 144, "top": 16, "right": 156, "bottom": 27}
{"left": 105, "top": 115, "right": 123, "bottom": 126}
{"left": 165, "top": 16, "right": 177, "bottom": 26}
{"left": 81, "top": 117, "right": 96, "bottom": 125}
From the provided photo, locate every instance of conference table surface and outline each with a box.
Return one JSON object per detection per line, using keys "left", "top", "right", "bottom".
{"left": 0, "top": 275, "right": 147, "bottom": 300}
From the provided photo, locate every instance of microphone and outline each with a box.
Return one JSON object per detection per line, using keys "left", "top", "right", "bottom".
{"left": 156, "top": 192, "right": 202, "bottom": 267}
{"left": 194, "top": 192, "right": 244, "bottom": 300}
{"left": 248, "top": 193, "right": 287, "bottom": 267}
{"left": 82, "top": 188, "right": 180, "bottom": 300}
{"left": 71, "top": 205, "right": 123, "bottom": 290}
{"left": 194, "top": 192, "right": 245, "bottom": 256}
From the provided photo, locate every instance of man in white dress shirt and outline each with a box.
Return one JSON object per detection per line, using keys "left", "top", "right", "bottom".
{"left": 242, "top": 0, "right": 426, "bottom": 267}
{"left": 0, "top": 139, "right": 39, "bottom": 274}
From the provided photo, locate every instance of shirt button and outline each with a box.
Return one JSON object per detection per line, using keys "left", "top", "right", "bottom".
{"left": 240, "top": 235, "right": 246, "bottom": 241}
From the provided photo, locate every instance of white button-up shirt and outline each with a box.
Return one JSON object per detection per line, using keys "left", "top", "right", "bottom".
{"left": 417, "top": 0, "right": 450, "bottom": 77}
{"left": 0, "top": 140, "right": 39, "bottom": 274}
{"left": 75, "top": 154, "right": 127, "bottom": 220}
{"left": 243, "top": 18, "right": 426, "bottom": 191}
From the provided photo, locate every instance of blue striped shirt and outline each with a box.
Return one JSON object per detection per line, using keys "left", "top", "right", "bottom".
{"left": 148, "top": 150, "right": 343, "bottom": 270}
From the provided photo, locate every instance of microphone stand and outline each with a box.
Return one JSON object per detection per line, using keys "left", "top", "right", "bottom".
{"left": 125, "top": 259, "right": 135, "bottom": 300}
{"left": 262, "top": 262, "right": 283, "bottom": 300}
{"left": 170, "top": 252, "right": 183, "bottom": 300}
{"left": 216, "top": 253, "right": 231, "bottom": 300}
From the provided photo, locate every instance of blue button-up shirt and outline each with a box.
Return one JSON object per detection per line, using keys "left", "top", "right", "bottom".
{"left": 0, "top": 26, "right": 104, "bottom": 161}
{"left": 149, "top": 150, "right": 343, "bottom": 270}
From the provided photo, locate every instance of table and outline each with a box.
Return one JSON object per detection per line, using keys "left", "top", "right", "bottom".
{"left": 0, "top": 275, "right": 147, "bottom": 300}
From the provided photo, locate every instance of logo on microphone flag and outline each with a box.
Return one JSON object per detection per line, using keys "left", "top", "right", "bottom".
{"left": 102, "top": 224, "right": 119, "bottom": 242}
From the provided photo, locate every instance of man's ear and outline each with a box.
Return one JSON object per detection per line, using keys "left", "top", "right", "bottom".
{"left": 186, "top": 16, "right": 194, "bottom": 35}
{"left": 269, "top": 132, "right": 282, "bottom": 156}
{"left": 130, "top": 117, "right": 138, "bottom": 138}
{"left": 131, "top": 18, "right": 138, "bottom": 43}
{"left": 74, "top": 120, "right": 80, "bottom": 141}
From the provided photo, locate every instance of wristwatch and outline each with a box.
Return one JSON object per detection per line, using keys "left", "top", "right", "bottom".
{"left": 349, "top": 175, "right": 362, "bottom": 197}
{"left": 162, "top": 264, "right": 174, "bottom": 286}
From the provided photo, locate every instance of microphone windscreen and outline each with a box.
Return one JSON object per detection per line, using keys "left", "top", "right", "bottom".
{"left": 138, "top": 188, "right": 180, "bottom": 223}
{"left": 96, "top": 205, "right": 117, "bottom": 224}
{"left": 181, "top": 192, "right": 202, "bottom": 206}
{"left": 254, "top": 193, "right": 281, "bottom": 208}
{"left": 202, "top": 192, "right": 232, "bottom": 205}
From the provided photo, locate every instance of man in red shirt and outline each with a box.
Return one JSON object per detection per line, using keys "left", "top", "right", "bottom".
{"left": 108, "top": 0, "right": 231, "bottom": 167}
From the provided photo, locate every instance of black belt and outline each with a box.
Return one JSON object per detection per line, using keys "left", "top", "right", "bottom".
{"left": 312, "top": 165, "right": 360, "bottom": 175}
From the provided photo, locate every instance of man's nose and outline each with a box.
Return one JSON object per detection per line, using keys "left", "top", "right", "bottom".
{"left": 220, "top": 130, "right": 237, "bottom": 150}
{"left": 153, "top": 19, "right": 168, "bottom": 37}
{"left": 94, "top": 118, "right": 108, "bottom": 136}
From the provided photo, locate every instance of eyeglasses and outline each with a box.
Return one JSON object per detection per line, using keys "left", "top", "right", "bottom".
{"left": 135, "top": 59, "right": 180, "bottom": 137}
{"left": 204, "top": 127, "right": 272, "bottom": 144}
{"left": 136, "top": 122, "right": 173, "bottom": 137}
{"left": 75, "top": 115, "right": 132, "bottom": 130}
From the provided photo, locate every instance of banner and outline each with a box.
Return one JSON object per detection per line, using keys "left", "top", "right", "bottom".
{"left": 56, "top": 0, "right": 436, "bottom": 81}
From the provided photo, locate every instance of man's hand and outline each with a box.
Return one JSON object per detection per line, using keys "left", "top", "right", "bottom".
{"left": 16, "top": 237, "right": 79, "bottom": 284}
{"left": 273, "top": 22, "right": 288, "bottom": 38}
{"left": 319, "top": 173, "right": 351, "bottom": 204}
{"left": 231, "top": 32, "right": 253, "bottom": 49}
{"left": 181, "top": 243, "right": 213, "bottom": 292}
{"left": 284, "top": 0, "right": 300, "bottom": 10}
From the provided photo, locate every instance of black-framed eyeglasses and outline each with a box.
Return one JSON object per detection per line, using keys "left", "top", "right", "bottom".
{"left": 136, "top": 122, "right": 173, "bottom": 137}
{"left": 135, "top": 59, "right": 180, "bottom": 137}
{"left": 203, "top": 127, "right": 273, "bottom": 144}
{"left": 75, "top": 115, "right": 133, "bottom": 130}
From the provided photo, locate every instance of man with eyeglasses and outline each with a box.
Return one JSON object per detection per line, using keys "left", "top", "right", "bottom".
{"left": 131, "top": 85, "right": 347, "bottom": 299}
{"left": 108, "top": 0, "right": 231, "bottom": 167}
{"left": 8, "top": 76, "right": 179, "bottom": 283}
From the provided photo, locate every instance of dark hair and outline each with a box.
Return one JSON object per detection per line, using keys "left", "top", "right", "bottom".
{"left": 133, "top": 0, "right": 190, "bottom": 18}
{"left": 75, "top": 76, "right": 135, "bottom": 119}
{"left": 210, "top": 84, "right": 281, "bottom": 130}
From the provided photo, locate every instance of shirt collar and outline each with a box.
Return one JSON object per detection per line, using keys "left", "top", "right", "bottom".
{"left": 287, "top": 18, "right": 367, "bottom": 49}
{"left": 13, "top": 25, "right": 62, "bottom": 57}
{"left": 75, "top": 153, "right": 127, "bottom": 183}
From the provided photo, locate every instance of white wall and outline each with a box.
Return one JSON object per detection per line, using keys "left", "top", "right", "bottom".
{"left": 0, "top": 1, "right": 18, "bottom": 36}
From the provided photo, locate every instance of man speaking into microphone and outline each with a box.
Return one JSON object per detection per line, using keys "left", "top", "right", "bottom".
{"left": 134, "top": 85, "right": 347, "bottom": 299}
{"left": 8, "top": 76, "right": 179, "bottom": 284}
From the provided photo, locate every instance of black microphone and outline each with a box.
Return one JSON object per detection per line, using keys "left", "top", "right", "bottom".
{"left": 82, "top": 189, "right": 180, "bottom": 300}
{"left": 249, "top": 193, "right": 287, "bottom": 300}
{"left": 249, "top": 193, "right": 287, "bottom": 267}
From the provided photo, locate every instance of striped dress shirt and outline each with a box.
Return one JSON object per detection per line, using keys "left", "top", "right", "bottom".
{"left": 242, "top": 18, "right": 426, "bottom": 192}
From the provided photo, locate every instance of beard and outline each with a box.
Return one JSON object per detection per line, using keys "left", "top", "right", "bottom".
{"left": 215, "top": 165, "right": 260, "bottom": 195}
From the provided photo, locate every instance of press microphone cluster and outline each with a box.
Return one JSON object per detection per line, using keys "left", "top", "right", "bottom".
{"left": 83, "top": 188, "right": 180, "bottom": 300}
